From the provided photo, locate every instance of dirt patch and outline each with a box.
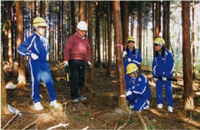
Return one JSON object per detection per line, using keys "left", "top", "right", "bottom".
{"left": 1, "top": 62, "right": 200, "bottom": 129}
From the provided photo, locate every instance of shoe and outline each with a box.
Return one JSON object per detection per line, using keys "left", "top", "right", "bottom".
{"left": 167, "top": 106, "right": 173, "bottom": 113}
{"left": 129, "top": 105, "right": 134, "bottom": 109}
{"left": 78, "top": 96, "right": 87, "bottom": 100}
{"left": 34, "top": 102, "right": 43, "bottom": 110}
{"left": 72, "top": 98, "right": 79, "bottom": 103}
{"left": 157, "top": 104, "right": 163, "bottom": 109}
{"left": 50, "top": 100, "right": 59, "bottom": 108}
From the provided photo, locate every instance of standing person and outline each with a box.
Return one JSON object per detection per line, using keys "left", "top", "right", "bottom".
{"left": 123, "top": 36, "right": 142, "bottom": 89}
{"left": 126, "top": 63, "right": 151, "bottom": 112}
{"left": 63, "top": 21, "right": 92, "bottom": 103}
{"left": 18, "top": 17, "right": 59, "bottom": 110}
{"left": 152, "top": 37, "right": 174, "bottom": 113}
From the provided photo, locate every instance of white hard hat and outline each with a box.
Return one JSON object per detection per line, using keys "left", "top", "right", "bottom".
{"left": 77, "top": 21, "right": 87, "bottom": 31}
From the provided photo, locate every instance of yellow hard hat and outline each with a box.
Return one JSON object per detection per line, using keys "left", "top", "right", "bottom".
{"left": 33, "top": 17, "right": 48, "bottom": 27}
{"left": 126, "top": 63, "right": 138, "bottom": 74}
{"left": 154, "top": 37, "right": 165, "bottom": 46}
{"left": 127, "top": 36, "right": 135, "bottom": 42}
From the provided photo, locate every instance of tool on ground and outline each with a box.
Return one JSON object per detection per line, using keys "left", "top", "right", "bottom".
{"left": 65, "top": 66, "right": 70, "bottom": 82}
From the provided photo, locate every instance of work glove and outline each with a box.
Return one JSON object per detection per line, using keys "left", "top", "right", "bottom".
{"left": 162, "top": 77, "right": 167, "bottom": 81}
{"left": 63, "top": 61, "right": 69, "bottom": 67}
{"left": 87, "top": 61, "right": 93, "bottom": 68}
{"left": 46, "top": 53, "right": 49, "bottom": 61}
{"left": 126, "top": 90, "right": 132, "bottom": 96}
{"left": 123, "top": 51, "right": 127, "bottom": 57}
{"left": 31, "top": 53, "right": 39, "bottom": 60}
{"left": 127, "top": 58, "right": 131, "bottom": 62}
{"left": 153, "top": 78, "right": 158, "bottom": 82}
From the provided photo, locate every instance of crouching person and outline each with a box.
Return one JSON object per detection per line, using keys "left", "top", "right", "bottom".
{"left": 126, "top": 63, "right": 151, "bottom": 112}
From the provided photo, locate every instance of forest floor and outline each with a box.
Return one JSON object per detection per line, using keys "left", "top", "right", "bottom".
{"left": 1, "top": 61, "right": 200, "bottom": 130}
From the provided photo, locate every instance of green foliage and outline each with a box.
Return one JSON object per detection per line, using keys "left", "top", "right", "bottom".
{"left": 129, "top": 118, "right": 135, "bottom": 124}
{"left": 118, "top": 120, "right": 123, "bottom": 126}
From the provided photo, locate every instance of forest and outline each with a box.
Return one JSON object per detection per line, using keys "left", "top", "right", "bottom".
{"left": 1, "top": 1, "right": 200, "bottom": 129}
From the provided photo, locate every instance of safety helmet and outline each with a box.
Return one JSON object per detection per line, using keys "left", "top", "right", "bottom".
{"left": 127, "top": 36, "right": 135, "bottom": 43}
{"left": 77, "top": 21, "right": 87, "bottom": 31}
{"left": 154, "top": 37, "right": 165, "bottom": 46}
{"left": 126, "top": 63, "right": 138, "bottom": 74}
{"left": 33, "top": 17, "right": 48, "bottom": 27}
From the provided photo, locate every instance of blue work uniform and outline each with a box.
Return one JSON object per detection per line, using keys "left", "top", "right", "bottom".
{"left": 126, "top": 74, "right": 151, "bottom": 112}
{"left": 18, "top": 33, "right": 56, "bottom": 103}
{"left": 152, "top": 49, "right": 174, "bottom": 107}
{"left": 123, "top": 48, "right": 142, "bottom": 88}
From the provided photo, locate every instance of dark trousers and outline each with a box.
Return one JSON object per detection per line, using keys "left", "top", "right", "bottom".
{"left": 69, "top": 59, "right": 85, "bottom": 100}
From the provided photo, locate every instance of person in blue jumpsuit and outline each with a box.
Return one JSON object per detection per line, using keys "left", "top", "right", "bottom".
{"left": 126, "top": 63, "right": 151, "bottom": 112}
{"left": 18, "top": 17, "right": 59, "bottom": 110}
{"left": 152, "top": 37, "right": 174, "bottom": 113}
{"left": 123, "top": 36, "right": 142, "bottom": 89}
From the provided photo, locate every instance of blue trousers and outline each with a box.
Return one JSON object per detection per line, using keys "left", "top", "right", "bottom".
{"left": 156, "top": 79, "right": 173, "bottom": 107}
{"left": 28, "top": 60, "right": 56, "bottom": 103}
{"left": 127, "top": 94, "right": 149, "bottom": 111}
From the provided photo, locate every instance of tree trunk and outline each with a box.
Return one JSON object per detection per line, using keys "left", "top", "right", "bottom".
{"left": 3, "top": 2, "right": 9, "bottom": 61}
{"left": 16, "top": 1, "right": 26, "bottom": 88}
{"left": 163, "top": 1, "right": 170, "bottom": 50}
{"left": 155, "top": 1, "right": 160, "bottom": 38}
{"left": 96, "top": 1, "right": 102, "bottom": 69}
{"left": 192, "top": 1, "right": 195, "bottom": 80}
{"left": 182, "top": 1, "right": 194, "bottom": 111}
{"left": 130, "top": 11, "right": 134, "bottom": 36}
{"left": 8, "top": 9, "right": 13, "bottom": 66}
{"left": 1, "top": 58, "right": 10, "bottom": 114}
{"left": 40, "top": 1, "right": 44, "bottom": 17}
{"left": 49, "top": 2, "right": 52, "bottom": 61}
{"left": 61, "top": 1, "right": 64, "bottom": 61}
{"left": 121, "top": 1, "right": 128, "bottom": 50}
{"left": 152, "top": 1, "right": 155, "bottom": 55}
{"left": 79, "top": 1, "right": 85, "bottom": 21}
{"left": 71, "top": 1, "right": 76, "bottom": 35}
{"left": 87, "top": 1, "right": 94, "bottom": 82}
{"left": 106, "top": 1, "right": 112, "bottom": 76}
{"left": 138, "top": 1, "right": 142, "bottom": 73}
{"left": 57, "top": 1, "right": 61, "bottom": 62}
{"left": 113, "top": 1, "right": 129, "bottom": 112}
{"left": 34, "top": 1, "right": 37, "bottom": 17}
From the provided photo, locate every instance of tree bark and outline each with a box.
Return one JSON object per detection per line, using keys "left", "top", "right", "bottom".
{"left": 163, "top": 1, "right": 170, "bottom": 50}
{"left": 113, "top": 1, "right": 129, "bottom": 112}
{"left": 34, "top": 1, "right": 37, "bottom": 17}
{"left": 106, "top": 1, "right": 112, "bottom": 76}
{"left": 96, "top": 1, "right": 102, "bottom": 69}
{"left": 79, "top": 1, "right": 85, "bottom": 21}
{"left": 87, "top": 1, "right": 94, "bottom": 82}
{"left": 49, "top": 2, "right": 52, "bottom": 61}
{"left": 8, "top": 4, "right": 13, "bottom": 66}
{"left": 155, "top": 1, "right": 160, "bottom": 38}
{"left": 1, "top": 58, "right": 10, "bottom": 114}
{"left": 57, "top": 1, "right": 61, "bottom": 61}
{"left": 121, "top": 1, "right": 128, "bottom": 50}
{"left": 138, "top": 1, "right": 142, "bottom": 74}
{"left": 182, "top": 1, "right": 194, "bottom": 111}
{"left": 16, "top": 1, "right": 26, "bottom": 88}
{"left": 71, "top": 1, "right": 76, "bottom": 34}
{"left": 192, "top": 1, "right": 196, "bottom": 80}
{"left": 40, "top": 1, "right": 44, "bottom": 17}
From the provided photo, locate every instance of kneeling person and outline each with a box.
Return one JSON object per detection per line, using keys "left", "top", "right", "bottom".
{"left": 126, "top": 63, "right": 151, "bottom": 112}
